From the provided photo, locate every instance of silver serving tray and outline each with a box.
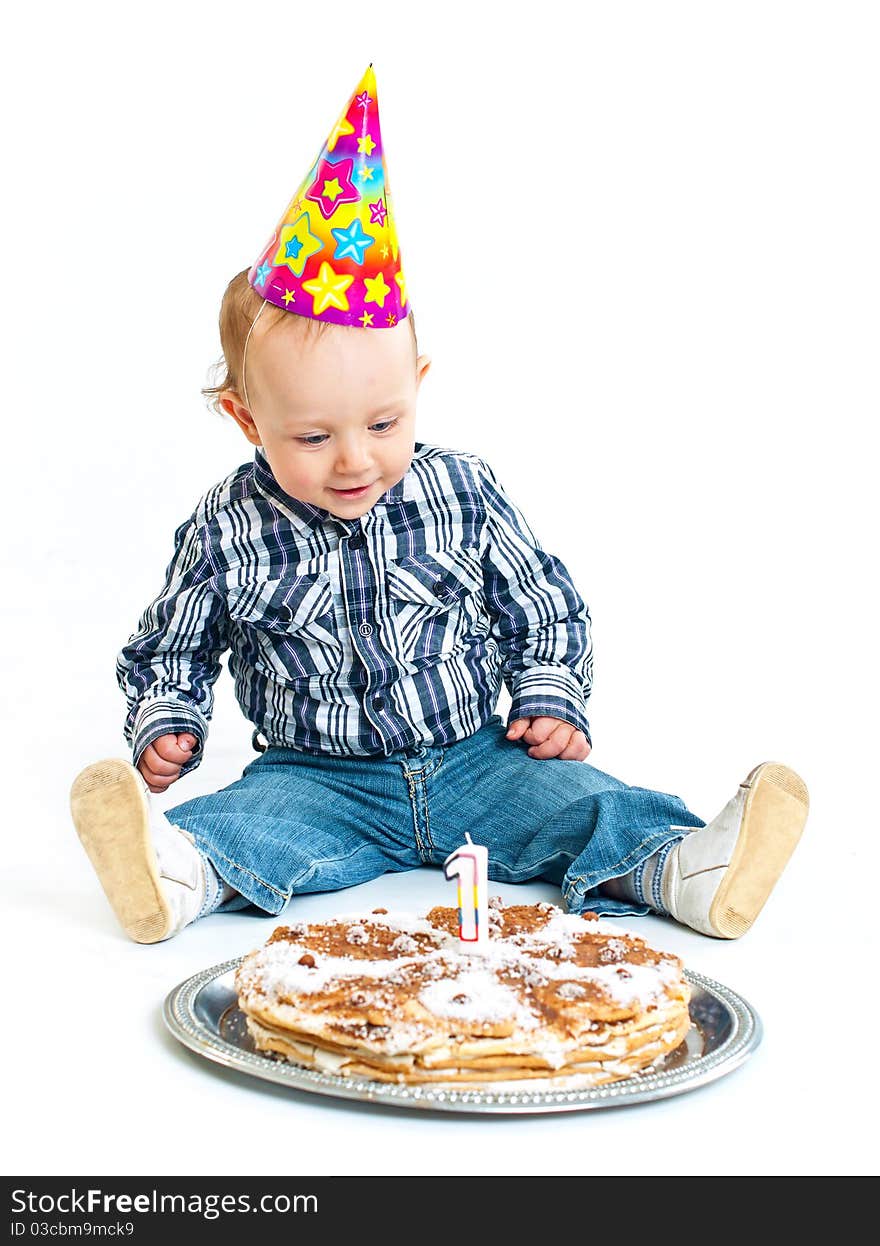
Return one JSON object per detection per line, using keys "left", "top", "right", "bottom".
{"left": 163, "top": 959, "right": 761, "bottom": 1114}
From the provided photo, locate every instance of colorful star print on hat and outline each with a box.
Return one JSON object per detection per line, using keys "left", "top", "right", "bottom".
{"left": 247, "top": 64, "right": 410, "bottom": 329}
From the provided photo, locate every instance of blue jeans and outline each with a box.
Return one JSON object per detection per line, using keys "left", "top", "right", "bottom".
{"left": 167, "top": 716, "right": 705, "bottom": 919}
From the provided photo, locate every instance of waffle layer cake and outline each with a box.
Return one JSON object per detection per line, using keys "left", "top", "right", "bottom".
{"left": 234, "top": 900, "right": 691, "bottom": 1088}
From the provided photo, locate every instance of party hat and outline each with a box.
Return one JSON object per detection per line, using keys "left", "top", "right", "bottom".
{"left": 247, "top": 64, "right": 410, "bottom": 329}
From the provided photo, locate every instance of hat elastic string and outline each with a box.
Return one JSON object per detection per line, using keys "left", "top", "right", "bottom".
{"left": 240, "top": 297, "right": 269, "bottom": 414}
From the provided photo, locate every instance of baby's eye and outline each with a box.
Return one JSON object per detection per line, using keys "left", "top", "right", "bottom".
{"left": 296, "top": 433, "right": 329, "bottom": 446}
{"left": 370, "top": 417, "right": 399, "bottom": 433}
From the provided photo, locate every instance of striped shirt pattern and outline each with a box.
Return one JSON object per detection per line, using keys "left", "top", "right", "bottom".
{"left": 117, "top": 444, "right": 593, "bottom": 772}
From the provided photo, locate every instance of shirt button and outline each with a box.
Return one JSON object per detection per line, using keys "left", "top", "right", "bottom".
{"left": 349, "top": 531, "right": 365, "bottom": 551}
{"left": 358, "top": 622, "right": 373, "bottom": 638}
{"left": 373, "top": 695, "right": 386, "bottom": 712}
{"left": 433, "top": 579, "right": 448, "bottom": 596}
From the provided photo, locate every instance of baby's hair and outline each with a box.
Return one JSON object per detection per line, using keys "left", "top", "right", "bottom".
{"left": 201, "top": 269, "right": 418, "bottom": 417}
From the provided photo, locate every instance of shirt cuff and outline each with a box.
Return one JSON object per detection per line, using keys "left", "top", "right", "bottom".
{"left": 508, "top": 667, "right": 592, "bottom": 744}
{"left": 129, "top": 698, "right": 207, "bottom": 777}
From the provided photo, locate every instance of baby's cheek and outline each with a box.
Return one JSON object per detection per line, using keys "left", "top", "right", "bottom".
{"left": 385, "top": 443, "right": 415, "bottom": 482}
{"left": 269, "top": 451, "right": 321, "bottom": 500}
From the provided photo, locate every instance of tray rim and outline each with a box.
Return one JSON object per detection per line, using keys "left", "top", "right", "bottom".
{"left": 163, "top": 957, "right": 762, "bottom": 1115}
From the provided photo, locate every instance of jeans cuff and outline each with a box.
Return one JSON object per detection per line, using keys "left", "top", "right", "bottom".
{"left": 196, "top": 852, "right": 225, "bottom": 919}
{"left": 649, "top": 836, "right": 679, "bottom": 915}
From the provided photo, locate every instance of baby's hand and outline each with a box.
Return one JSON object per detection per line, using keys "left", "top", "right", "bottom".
{"left": 137, "top": 732, "right": 199, "bottom": 793}
{"left": 506, "top": 716, "right": 591, "bottom": 761}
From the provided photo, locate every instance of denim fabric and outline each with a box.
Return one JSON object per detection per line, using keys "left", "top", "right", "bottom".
{"left": 167, "top": 716, "right": 704, "bottom": 920}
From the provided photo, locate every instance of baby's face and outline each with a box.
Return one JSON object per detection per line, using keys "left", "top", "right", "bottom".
{"left": 235, "top": 316, "right": 430, "bottom": 520}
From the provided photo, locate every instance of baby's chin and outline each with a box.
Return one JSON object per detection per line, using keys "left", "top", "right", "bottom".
{"left": 323, "top": 481, "right": 385, "bottom": 519}
{"left": 323, "top": 471, "right": 410, "bottom": 518}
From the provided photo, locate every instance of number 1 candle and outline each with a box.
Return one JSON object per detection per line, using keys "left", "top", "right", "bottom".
{"left": 443, "top": 833, "right": 489, "bottom": 950}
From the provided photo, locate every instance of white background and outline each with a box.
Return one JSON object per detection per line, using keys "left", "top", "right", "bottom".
{"left": 2, "top": 0, "right": 878, "bottom": 1177}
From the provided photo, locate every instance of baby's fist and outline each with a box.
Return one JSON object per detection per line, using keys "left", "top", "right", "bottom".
{"left": 506, "top": 716, "right": 591, "bottom": 761}
{"left": 137, "top": 732, "right": 198, "bottom": 794}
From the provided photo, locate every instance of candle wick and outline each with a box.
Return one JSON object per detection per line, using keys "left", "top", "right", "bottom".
{"left": 464, "top": 832, "right": 474, "bottom": 845}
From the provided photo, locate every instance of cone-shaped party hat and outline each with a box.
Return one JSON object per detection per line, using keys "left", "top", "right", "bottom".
{"left": 247, "top": 65, "right": 410, "bottom": 329}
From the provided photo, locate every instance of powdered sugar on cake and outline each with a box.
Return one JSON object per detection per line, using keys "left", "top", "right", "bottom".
{"left": 418, "top": 968, "right": 540, "bottom": 1028}
{"left": 238, "top": 903, "right": 678, "bottom": 1015}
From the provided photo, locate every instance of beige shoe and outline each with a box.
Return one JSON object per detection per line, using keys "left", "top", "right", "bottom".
{"left": 664, "top": 762, "right": 809, "bottom": 938}
{"left": 70, "top": 758, "right": 206, "bottom": 943}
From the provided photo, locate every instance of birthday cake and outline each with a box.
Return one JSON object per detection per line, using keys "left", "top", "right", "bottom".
{"left": 234, "top": 900, "right": 691, "bottom": 1088}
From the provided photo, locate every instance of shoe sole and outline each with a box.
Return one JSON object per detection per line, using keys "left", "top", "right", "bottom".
{"left": 70, "top": 759, "right": 172, "bottom": 943}
{"left": 708, "top": 762, "right": 809, "bottom": 938}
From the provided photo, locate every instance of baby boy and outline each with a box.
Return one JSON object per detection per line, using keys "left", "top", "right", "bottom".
{"left": 70, "top": 67, "right": 808, "bottom": 944}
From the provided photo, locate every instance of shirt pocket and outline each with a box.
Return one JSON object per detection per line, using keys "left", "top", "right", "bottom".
{"left": 385, "top": 545, "right": 486, "bottom": 666}
{"left": 225, "top": 572, "right": 341, "bottom": 680}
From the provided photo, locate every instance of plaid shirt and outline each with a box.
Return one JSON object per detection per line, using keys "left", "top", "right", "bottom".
{"left": 117, "top": 444, "right": 593, "bottom": 774}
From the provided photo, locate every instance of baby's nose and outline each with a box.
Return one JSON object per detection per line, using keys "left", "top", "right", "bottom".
{"left": 334, "top": 437, "right": 372, "bottom": 474}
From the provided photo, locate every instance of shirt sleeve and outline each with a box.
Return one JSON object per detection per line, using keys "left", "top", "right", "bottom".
{"left": 116, "top": 513, "right": 229, "bottom": 776}
{"left": 476, "top": 458, "right": 593, "bottom": 743}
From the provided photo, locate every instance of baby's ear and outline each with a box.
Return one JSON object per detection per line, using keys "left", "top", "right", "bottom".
{"left": 416, "top": 354, "right": 432, "bottom": 386}
{"left": 220, "top": 390, "right": 262, "bottom": 446}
